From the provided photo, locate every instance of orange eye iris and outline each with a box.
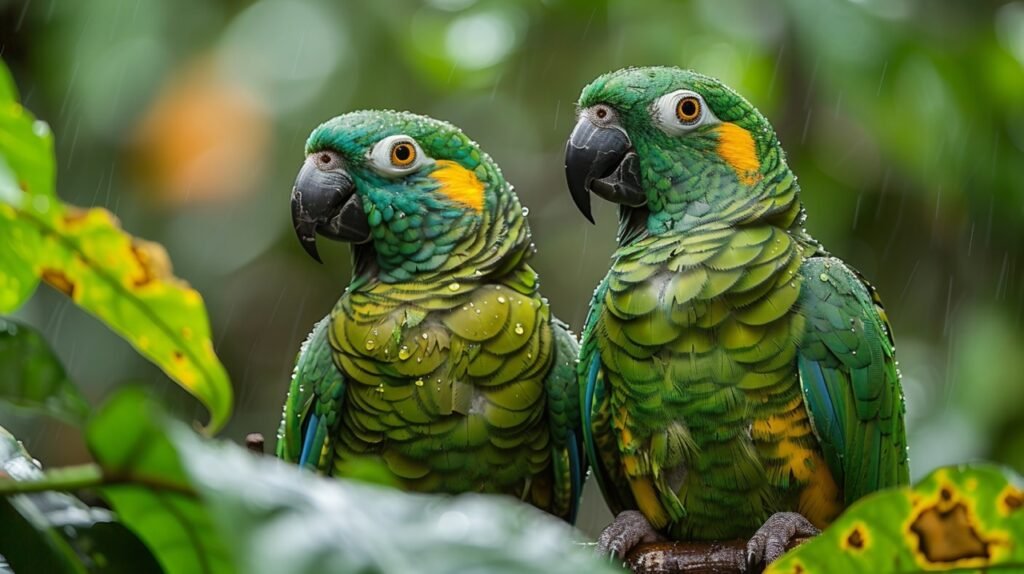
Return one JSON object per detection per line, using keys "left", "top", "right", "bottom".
{"left": 390, "top": 142, "right": 417, "bottom": 166}
{"left": 676, "top": 96, "right": 701, "bottom": 123}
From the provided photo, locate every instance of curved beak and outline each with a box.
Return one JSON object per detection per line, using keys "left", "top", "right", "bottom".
{"left": 564, "top": 117, "right": 645, "bottom": 224}
{"left": 290, "top": 157, "right": 369, "bottom": 263}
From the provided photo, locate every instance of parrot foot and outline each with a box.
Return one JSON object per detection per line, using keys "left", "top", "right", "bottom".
{"left": 596, "top": 510, "right": 665, "bottom": 560}
{"left": 744, "top": 512, "right": 819, "bottom": 572}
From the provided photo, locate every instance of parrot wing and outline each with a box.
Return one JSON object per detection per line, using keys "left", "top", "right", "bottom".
{"left": 796, "top": 257, "right": 910, "bottom": 505}
{"left": 579, "top": 278, "right": 637, "bottom": 517}
{"left": 544, "top": 318, "right": 587, "bottom": 522}
{"left": 276, "top": 315, "right": 346, "bottom": 472}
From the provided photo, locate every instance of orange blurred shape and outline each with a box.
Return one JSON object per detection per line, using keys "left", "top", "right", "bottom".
{"left": 130, "top": 58, "right": 270, "bottom": 205}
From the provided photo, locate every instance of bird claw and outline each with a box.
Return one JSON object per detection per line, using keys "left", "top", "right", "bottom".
{"left": 744, "top": 512, "right": 819, "bottom": 573}
{"left": 596, "top": 510, "right": 665, "bottom": 561}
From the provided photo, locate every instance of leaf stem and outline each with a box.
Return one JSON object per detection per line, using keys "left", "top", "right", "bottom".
{"left": 0, "top": 463, "right": 196, "bottom": 497}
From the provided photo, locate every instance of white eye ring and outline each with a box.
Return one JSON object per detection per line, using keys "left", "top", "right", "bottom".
{"left": 652, "top": 90, "right": 719, "bottom": 136}
{"left": 586, "top": 104, "right": 620, "bottom": 127}
{"left": 367, "top": 135, "right": 430, "bottom": 176}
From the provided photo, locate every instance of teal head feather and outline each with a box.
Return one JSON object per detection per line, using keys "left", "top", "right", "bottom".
{"left": 294, "top": 110, "right": 532, "bottom": 283}
{"left": 567, "top": 67, "right": 802, "bottom": 242}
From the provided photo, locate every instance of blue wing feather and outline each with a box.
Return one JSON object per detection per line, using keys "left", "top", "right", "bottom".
{"left": 276, "top": 316, "right": 346, "bottom": 473}
{"left": 796, "top": 257, "right": 909, "bottom": 503}
{"left": 567, "top": 432, "right": 582, "bottom": 523}
{"left": 298, "top": 413, "right": 321, "bottom": 468}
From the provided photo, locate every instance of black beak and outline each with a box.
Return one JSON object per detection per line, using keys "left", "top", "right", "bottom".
{"left": 290, "top": 156, "right": 369, "bottom": 263}
{"left": 564, "top": 117, "right": 645, "bottom": 224}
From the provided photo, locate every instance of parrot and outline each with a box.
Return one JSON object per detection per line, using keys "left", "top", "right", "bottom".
{"left": 275, "top": 110, "right": 585, "bottom": 523}
{"left": 563, "top": 67, "right": 909, "bottom": 567}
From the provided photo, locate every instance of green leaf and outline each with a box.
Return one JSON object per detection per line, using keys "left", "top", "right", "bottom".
{"left": 0, "top": 57, "right": 232, "bottom": 432}
{"left": 0, "top": 207, "right": 43, "bottom": 314}
{"left": 0, "top": 56, "right": 53, "bottom": 313}
{"left": 0, "top": 318, "right": 89, "bottom": 423}
{"left": 0, "top": 426, "right": 161, "bottom": 574}
{"left": 31, "top": 206, "right": 232, "bottom": 432}
{"left": 180, "top": 433, "right": 623, "bottom": 574}
{"left": 86, "top": 388, "right": 233, "bottom": 574}
{"left": 81, "top": 389, "right": 621, "bottom": 574}
{"left": 0, "top": 427, "right": 84, "bottom": 574}
{"left": 0, "top": 70, "right": 53, "bottom": 209}
{"left": 768, "top": 464, "right": 1024, "bottom": 573}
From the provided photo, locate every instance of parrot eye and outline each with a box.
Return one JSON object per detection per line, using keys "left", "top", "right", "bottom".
{"left": 367, "top": 135, "right": 429, "bottom": 176}
{"left": 390, "top": 142, "right": 417, "bottom": 167}
{"left": 676, "top": 96, "right": 701, "bottom": 123}
{"left": 652, "top": 90, "right": 718, "bottom": 136}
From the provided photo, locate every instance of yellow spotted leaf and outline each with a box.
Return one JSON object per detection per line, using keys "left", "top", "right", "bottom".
{"left": 767, "top": 464, "right": 1024, "bottom": 573}
{"left": 0, "top": 57, "right": 232, "bottom": 432}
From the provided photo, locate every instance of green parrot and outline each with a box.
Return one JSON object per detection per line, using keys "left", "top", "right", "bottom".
{"left": 563, "top": 67, "right": 909, "bottom": 566}
{"left": 277, "top": 110, "right": 585, "bottom": 523}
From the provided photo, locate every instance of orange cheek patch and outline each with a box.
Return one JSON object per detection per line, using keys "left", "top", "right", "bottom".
{"left": 430, "top": 160, "right": 485, "bottom": 212}
{"left": 715, "top": 123, "right": 762, "bottom": 186}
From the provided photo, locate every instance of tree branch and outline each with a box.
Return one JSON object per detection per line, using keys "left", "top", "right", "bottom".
{"left": 626, "top": 538, "right": 809, "bottom": 574}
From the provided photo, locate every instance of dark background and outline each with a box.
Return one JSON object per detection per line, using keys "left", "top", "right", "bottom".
{"left": 3, "top": 0, "right": 1023, "bottom": 535}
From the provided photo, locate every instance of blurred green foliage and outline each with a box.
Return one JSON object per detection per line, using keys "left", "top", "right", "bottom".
{"left": 2, "top": 390, "right": 621, "bottom": 574}
{"left": 0, "top": 318, "right": 87, "bottom": 423}
{"left": 2, "top": 0, "right": 1023, "bottom": 536}
{"left": 0, "top": 426, "right": 163, "bottom": 573}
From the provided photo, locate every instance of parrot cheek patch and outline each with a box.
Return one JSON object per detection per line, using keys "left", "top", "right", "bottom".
{"left": 714, "top": 123, "right": 762, "bottom": 186}
{"left": 430, "top": 160, "right": 485, "bottom": 212}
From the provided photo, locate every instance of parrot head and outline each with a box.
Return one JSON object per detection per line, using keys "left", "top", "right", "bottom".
{"left": 565, "top": 67, "right": 796, "bottom": 239}
{"left": 292, "top": 110, "right": 529, "bottom": 281}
